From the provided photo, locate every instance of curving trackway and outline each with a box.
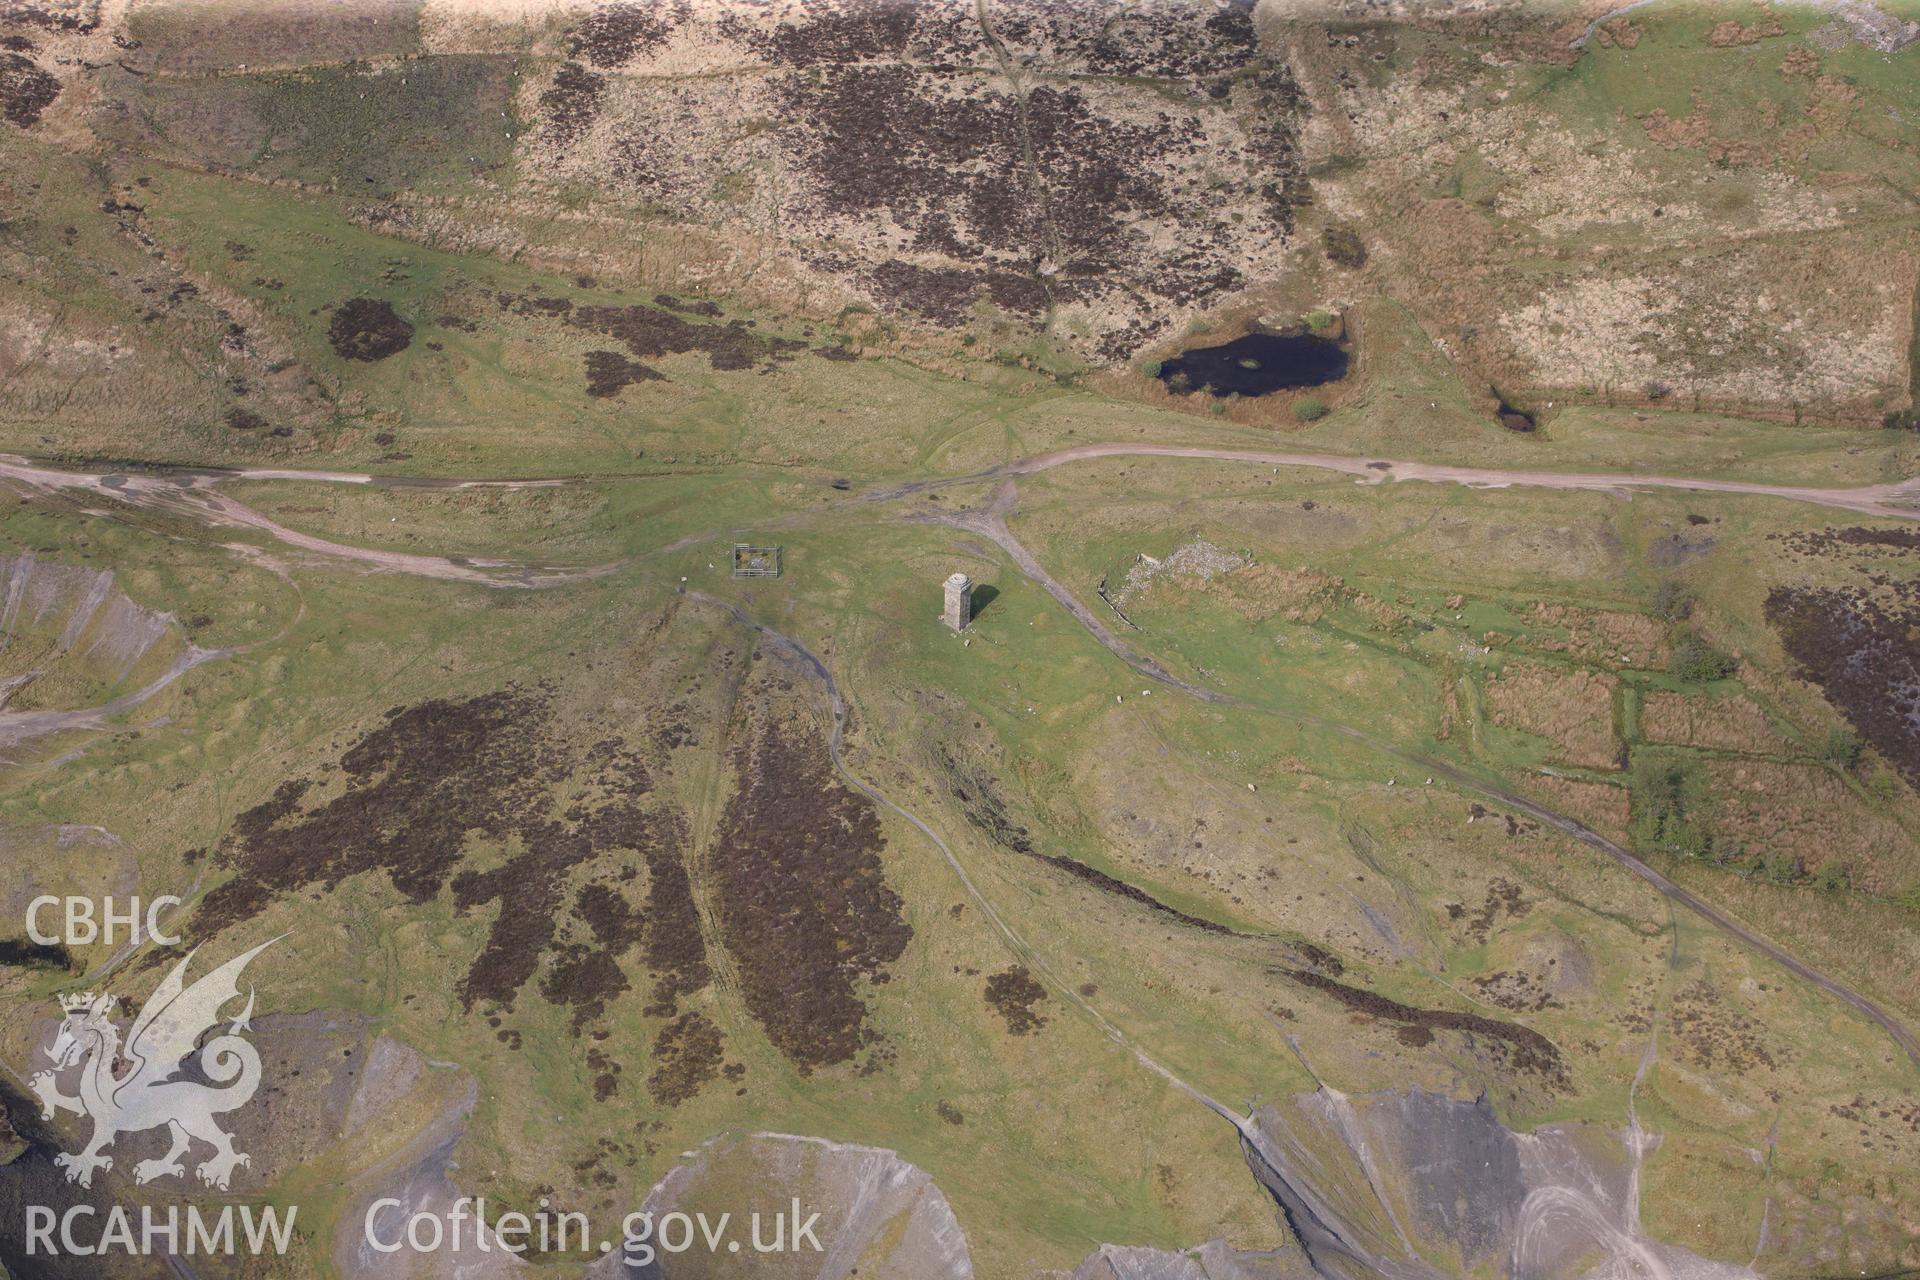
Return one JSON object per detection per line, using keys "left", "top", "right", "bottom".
{"left": 0, "top": 454, "right": 615, "bottom": 587}
{"left": 873, "top": 442, "right": 1920, "bottom": 522}
{"left": 5, "top": 441, "right": 1915, "bottom": 590}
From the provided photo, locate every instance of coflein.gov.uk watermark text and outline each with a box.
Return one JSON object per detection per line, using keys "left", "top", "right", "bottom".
{"left": 22, "top": 1197, "right": 825, "bottom": 1264}
{"left": 366, "top": 1196, "right": 824, "bottom": 1266}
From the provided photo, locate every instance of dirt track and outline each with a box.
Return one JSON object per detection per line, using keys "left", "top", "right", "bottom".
{"left": 0, "top": 644, "right": 229, "bottom": 754}
{"left": 6, "top": 440, "right": 1914, "bottom": 591}
{"left": 885, "top": 442, "right": 1920, "bottom": 521}
{"left": 0, "top": 455, "right": 615, "bottom": 588}
{"left": 907, "top": 481, "right": 1227, "bottom": 702}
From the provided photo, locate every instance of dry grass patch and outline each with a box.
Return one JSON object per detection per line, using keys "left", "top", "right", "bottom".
{"left": 1527, "top": 603, "right": 1668, "bottom": 668}
{"left": 1125, "top": 548, "right": 1352, "bottom": 625}
{"left": 1641, "top": 690, "right": 1785, "bottom": 753}
{"left": 1698, "top": 760, "right": 1914, "bottom": 893}
{"left": 1486, "top": 661, "right": 1621, "bottom": 769}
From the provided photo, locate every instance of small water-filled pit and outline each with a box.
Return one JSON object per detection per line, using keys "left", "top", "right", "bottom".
{"left": 1155, "top": 331, "right": 1348, "bottom": 398}
{"left": 1497, "top": 401, "right": 1537, "bottom": 433}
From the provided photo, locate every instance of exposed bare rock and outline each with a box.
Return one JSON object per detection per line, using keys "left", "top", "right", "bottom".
{"left": 332, "top": 1066, "right": 525, "bottom": 1280}
{"left": 1242, "top": 1088, "right": 1758, "bottom": 1280}
{"left": 0, "top": 553, "right": 221, "bottom": 755}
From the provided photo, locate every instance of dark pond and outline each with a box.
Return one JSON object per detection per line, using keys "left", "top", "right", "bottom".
{"left": 1155, "top": 332, "right": 1348, "bottom": 397}
{"left": 1497, "top": 401, "right": 1536, "bottom": 433}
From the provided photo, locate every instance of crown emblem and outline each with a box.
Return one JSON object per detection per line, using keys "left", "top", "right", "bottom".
{"left": 59, "top": 991, "right": 98, "bottom": 1014}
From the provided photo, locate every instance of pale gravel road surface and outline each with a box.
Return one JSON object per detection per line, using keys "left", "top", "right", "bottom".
{"left": 1, "top": 455, "right": 616, "bottom": 587}
{"left": 881, "top": 442, "right": 1920, "bottom": 521}
{"left": 6, "top": 440, "right": 1912, "bottom": 591}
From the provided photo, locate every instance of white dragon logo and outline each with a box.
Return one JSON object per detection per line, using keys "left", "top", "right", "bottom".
{"left": 30, "top": 939, "right": 277, "bottom": 1191}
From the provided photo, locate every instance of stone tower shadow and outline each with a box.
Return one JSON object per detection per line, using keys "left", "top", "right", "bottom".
{"left": 970, "top": 583, "right": 999, "bottom": 620}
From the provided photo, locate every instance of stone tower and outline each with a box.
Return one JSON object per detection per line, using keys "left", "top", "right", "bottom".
{"left": 943, "top": 572, "right": 973, "bottom": 631}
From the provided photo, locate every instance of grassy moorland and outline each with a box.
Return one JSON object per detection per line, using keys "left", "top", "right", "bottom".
{"left": 4, "top": 2, "right": 1920, "bottom": 1275}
